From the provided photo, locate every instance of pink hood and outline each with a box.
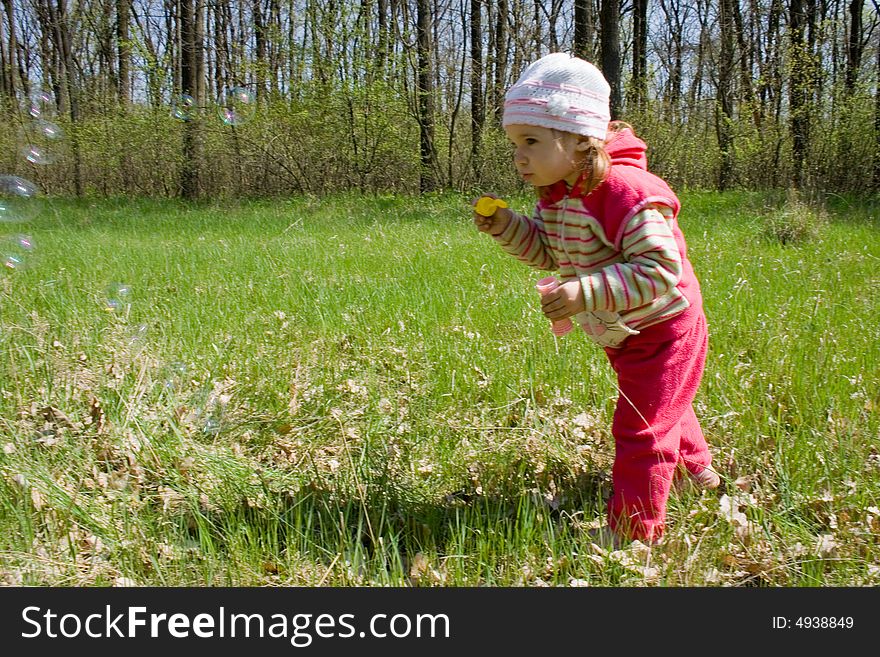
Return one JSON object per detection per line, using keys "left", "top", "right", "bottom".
{"left": 603, "top": 128, "right": 649, "bottom": 170}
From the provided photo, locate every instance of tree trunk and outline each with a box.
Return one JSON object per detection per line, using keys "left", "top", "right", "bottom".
{"left": 377, "top": 0, "right": 389, "bottom": 71}
{"left": 630, "top": 0, "right": 648, "bottom": 111}
{"left": 254, "top": 0, "right": 266, "bottom": 100}
{"left": 416, "top": 0, "right": 438, "bottom": 192}
{"left": 99, "top": 0, "right": 117, "bottom": 100}
{"left": 546, "top": 0, "right": 562, "bottom": 51}
{"left": 268, "top": 0, "right": 281, "bottom": 92}
{"left": 789, "top": 0, "right": 811, "bottom": 189}
{"left": 874, "top": 4, "right": 880, "bottom": 188}
{"left": 846, "top": 0, "right": 863, "bottom": 94}
{"left": 717, "top": 0, "right": 735, "bottom": 190}
{"left": 213, "top": 1, "right": 230, "bottom": 100}
{"left": 1, "top": 0, "right": 17, "bottom": 102}
{"left": 470, "top": 0, "right": 484, "bottom": 177}
{"left": 492, "top": 0, "right": 508, "bottom": 121}
{"left": 180, "top": 0, "right": 203, "bottom": 199}
{"left": 532, "top": 0, "right": 541, "bottom": 58}
{"left": 195, "top": 0, "right": 205, "bottom": 102}
{"left": 49, "top": 0, "right": 83, "bottom": 195}
{"left": 573, "top": 0, "right": 593, "bottom": 61}
{"left": 600, "top": 0, "right": 621, "bottom": 118}
{"left": 117, "top": 0, "right": 131, "bottom": 104}
{"left": 766, "top": 0, "right": 784, "bottom": 130}
{"left": 34, "top": 1, "right": 61, "bottom": 112}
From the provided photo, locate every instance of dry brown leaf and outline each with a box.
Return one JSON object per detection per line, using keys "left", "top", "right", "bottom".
{"left": 409, "top": 552, "right": 429, "bottom": 580}
{"left": 734, "top": 476, "right": 752, "bottom": 492}
{"left": 815, "top": 534, "right": 838, "bottom": 558}
{"left": 721, "top": 553, "right": 739, "bottom": 568}
{"left": 113, "top": 577, "right": 138, "bottom": 587}
{"left": 177, "top": 456, "right": 195, "bottom": 475}
{"left": 38, "top": 405, "right": 77, "bottom": 430}
{"left": 30, "top": 487, "right": 44, "bottom": 510}
{"left": 88, "top": 396, "right": 107, "bottom": 434}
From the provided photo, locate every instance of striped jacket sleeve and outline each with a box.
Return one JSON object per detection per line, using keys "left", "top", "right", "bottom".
{"left": 492, "top": 206, "right": 557, "bottom": 271}
{"left": 580, "top": 206, "right": 682, "bottom": 312}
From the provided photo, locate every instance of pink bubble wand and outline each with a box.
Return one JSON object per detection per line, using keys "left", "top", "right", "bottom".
{"left": 535, "top": 276, "right": 573, "bottom": 337}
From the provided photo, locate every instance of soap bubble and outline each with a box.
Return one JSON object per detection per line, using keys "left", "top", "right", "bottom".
{"left": 171, "top": 94, "right": 196, "bottom": 121}
{"left": 162, "top": 361, "right": 189, "bottom": 392}
{"left": 28, "top": 89, "right": 55, "bottom": 119}
{"left": 0, "top": 175, "right": 40, "bottom": 223}
{"left": 188, "top": 384, "right": 225, "bottom": 436}
{"left": 127, "top": 322, "right": 149, "bottom": 351}
{"left": 2, "top": 234, "right": 35, "bottom": 271}
{"left": 105, "top": 282, "right": 132, "bottom": 312}
{"left": 217, "top": 86, "right": 256, "bottom": 126}
{"left": 19, "top": 119, "right": 64, "bottom": 165}
{"left": 202, "top": 416, "right": 221, "bottom": 435}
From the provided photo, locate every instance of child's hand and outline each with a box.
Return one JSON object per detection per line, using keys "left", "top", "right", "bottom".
{"left": 540, "top": 280, "right": 586, "bottom": 320}
{"left": 472, "top": 195, "right": 511, "bottom": 236}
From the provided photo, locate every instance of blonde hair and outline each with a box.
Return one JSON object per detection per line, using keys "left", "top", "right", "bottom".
{"left": 538, "top": 121, "right": 634, "bottom": 200}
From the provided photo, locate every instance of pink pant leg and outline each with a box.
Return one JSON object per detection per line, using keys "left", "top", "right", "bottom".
{"left": 603, "top": 313, "right": 711, "bottom": 542}
{"left": 678, "top": 403, "right": 712, "bottom": 475}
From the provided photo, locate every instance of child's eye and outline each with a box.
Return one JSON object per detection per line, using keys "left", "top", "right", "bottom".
{"left": 525, "top": 138, "right": 537, "bottom": 145}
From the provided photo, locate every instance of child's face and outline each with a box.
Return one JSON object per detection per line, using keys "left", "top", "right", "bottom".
{"left": 504, "top": 124, "right": 588, "bottom": 188}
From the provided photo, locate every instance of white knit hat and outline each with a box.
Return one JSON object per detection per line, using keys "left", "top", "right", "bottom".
{"left": 503, "top": 52, "right": 611, "bottom": 140}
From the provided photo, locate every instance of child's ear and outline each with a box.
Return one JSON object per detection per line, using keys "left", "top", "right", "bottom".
{"left": 575, "top": 140, "right": 592, "bottom": 152}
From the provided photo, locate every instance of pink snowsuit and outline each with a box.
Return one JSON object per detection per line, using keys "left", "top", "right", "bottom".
{"left": 493, "top": 128, "right": 714, "bottom": 541}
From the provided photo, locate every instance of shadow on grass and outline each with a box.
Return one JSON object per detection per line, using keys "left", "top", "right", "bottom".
{"left": 182, "top": 464, "right": 614, "bottom": 584}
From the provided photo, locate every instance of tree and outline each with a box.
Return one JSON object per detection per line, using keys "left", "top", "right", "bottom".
{"left": 630, "top": 0, "right": 648, "bottom": 111}
{"left": 253, "top": 0, "right": 267, "bottom": 101}
{"left": 492, "top": 0, "right": 509, "bottom": 120}
{"left": 38, "top": 0, "right": 83, "bottom": 195}
{"left": 873, "top": 0, "right": 880, "bottom": 187}
{"left": 1, "top": 0, "right": 18, "bottom": 102}
{"left": 846, "top": 0, "right": 864, "bottom": 94}
{"left": 789, "top": 0, "right": 815, "bottom": 189}
{"left": 416, "top": 0, "right": 439, "bottom": 192}
{"left": 600, "top": 0, "right": 621, "bottom": 118}
{"left": 717, "top": 0, "right": 735, "bottom": 190}
{"left": 573, "top": 0, "right": 594, "bottom": 61}
{"left": 377, "top": 0, "right": 390, "bottom": 71}
{"left": 470, "top": 0, "right": 484, "bottom": 177}
{"left": 117, "top": 0, "right": 130, "bottom": 104}
{"left": 180, "top": 0, "right": 205, "bottom": 199}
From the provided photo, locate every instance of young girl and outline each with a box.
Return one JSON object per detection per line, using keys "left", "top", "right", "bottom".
{"left": 474, "top": 52, "right": 720, "bottom": 544}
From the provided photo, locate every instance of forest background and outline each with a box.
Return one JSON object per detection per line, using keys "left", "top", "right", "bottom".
{"left": 1, "top": 0, "right": 879, "bottom": 199}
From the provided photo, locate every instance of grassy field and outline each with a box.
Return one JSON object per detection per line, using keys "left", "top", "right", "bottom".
{"left": 0, "top": 191, "right": 878, "bottom": 586}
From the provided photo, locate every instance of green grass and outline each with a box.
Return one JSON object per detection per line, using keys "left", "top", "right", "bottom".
{"left": 1, "top": 191, "right": 878, "bottom": 586}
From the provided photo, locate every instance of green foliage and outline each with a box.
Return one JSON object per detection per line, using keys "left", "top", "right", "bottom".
{"left": 761, "top": 189, "right": 829, "bottom": 245}
{"left": 469, "top": 125, "right": 523, "bottom": 193}
{"left": 2, "top": 82, "right": 878, "bottom": 197}
{"left": 622, "top": 106, "right": 721, "bottom": 191}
